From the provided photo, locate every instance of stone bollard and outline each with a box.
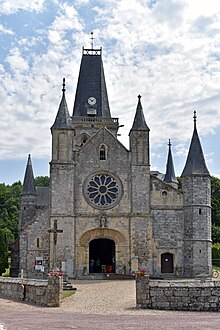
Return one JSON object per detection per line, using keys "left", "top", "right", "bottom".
{"left": 136, "top": 275, "right": 150, "bottom": 309}
{"left": 47, "top": 275, "right": 63, "bottom": 307}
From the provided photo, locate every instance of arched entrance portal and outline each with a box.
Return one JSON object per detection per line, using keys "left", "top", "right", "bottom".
{"left": 89, "top": 238, "right": 115, "bottom": 273}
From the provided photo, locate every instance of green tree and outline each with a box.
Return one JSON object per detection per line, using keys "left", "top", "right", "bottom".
{"left": 212, "top": 226, "right": 220, "bottom": 244}
{"left": 0, "top": 181, "right": 22, "bottom": 241}
{"left": 211, "top": 176, "right": 220, "bottom": 226}
{"left": 34, "top": 176, "right": 50, "bottom": 187}
{"left": 0, "top": 228, "right": 9, "bottom": 274}
{"left": 0, "top": 177, "right": 50, "bottom": 274}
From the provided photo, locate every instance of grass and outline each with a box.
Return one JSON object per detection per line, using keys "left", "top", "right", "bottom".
{"left": 1, "top": 257, "right": 11, "bottom": 277}
{"left": 212, "top": 264, "right": 220, "bottom": 271}
{"left": 2, "top": 267, "right": 10, "bottom": 277}
{"left": 63, "top": 290, "right": 76, "bottom": 299}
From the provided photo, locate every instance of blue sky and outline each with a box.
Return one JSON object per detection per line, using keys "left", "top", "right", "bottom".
{"left": 1, "top": 0, "right": 220, "bottom": 184}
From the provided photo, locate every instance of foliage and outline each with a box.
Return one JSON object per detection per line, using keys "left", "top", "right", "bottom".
{"left": 211, "top": 176, "right": 220, "bottom": 227}
{"left": 0, "top": 176, "right": 49, "bottom": 274}
{"left": 0, "top": 181, "right": 22, "bottom": 241}
{"left": 2, "top": 257, "right": 10, "bottom": 277}
{"left": 212, "top": 226, "right": 220, "bottom": 244}
{"left": 0, "top": 228, "right": 9, "bottom": 274}
{"left": 34, "top": 176, "right": 50, "bottom": 187}
{"left": 212, "top": 264, "right": 220, "bottom": 271}
{"left": 212, "top": 243, "right": 220, "bottom": 266}
{"left": 176, "top": 176, "right": 182, "bottom": 190}
{"left": 47, "top": 271, "right": 64, "bottom": 277}
{"left": 211, "top": 176, "right": 220, "bottom": 243}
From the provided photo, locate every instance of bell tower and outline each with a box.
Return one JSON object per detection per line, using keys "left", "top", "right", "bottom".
{"left": 72, "top": 47, "right": 119, "bottom": 140}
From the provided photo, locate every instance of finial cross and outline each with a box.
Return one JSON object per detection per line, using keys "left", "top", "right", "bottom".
{"left": 193, "top": 110, "right": 197, "bottom": 122}
{"left": 193, "top": 110, "right": 197, "bottom": 129}
{"left": 90, "top": 31, "right": 94, "bottom": 49}
{"left": 62, "top": 77, "right": 66, "bottom": 93}
{"left": 168, "top": 139, "right": 171, "bottom": 148}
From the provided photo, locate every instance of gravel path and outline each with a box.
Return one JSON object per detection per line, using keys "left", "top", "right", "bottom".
{"left": 61, "top": 279, "right": 141, "bottom": 315}
{"left": 1, "top": 280, "right": 220, "bottom": 329}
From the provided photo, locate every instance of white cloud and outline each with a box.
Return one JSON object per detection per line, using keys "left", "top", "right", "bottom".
{"left": 48, "top": 3, "right": 84, "bottom": 45}
{"left": 5, "top": 47, "right": 29, "bottom": 72}
{"left": 0, "top": 0, "right": 46, "bottom": 14}
{"left": 185, "top": 0, "right": 220, "bottom": 19}
{"left": 0, "top": 23, "right": 14, "bottom": 34}
{"left": 152, "top": 0, "right": 187, "bottom": 28}
{"left": 1, "top": 0, "right": 220, "bottom": 179}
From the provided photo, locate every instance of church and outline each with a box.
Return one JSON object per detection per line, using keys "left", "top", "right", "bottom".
{"left": 18, "top": 45, "right": 212, "bottom": 279}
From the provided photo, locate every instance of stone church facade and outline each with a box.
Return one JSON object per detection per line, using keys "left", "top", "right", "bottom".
{"left": 18, "top": 46, "right": 212, "bottom": 279}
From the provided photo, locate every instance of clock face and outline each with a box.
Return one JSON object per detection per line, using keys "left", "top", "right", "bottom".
{"left": 88, "top": 97, "right": 96, "bottom": 106}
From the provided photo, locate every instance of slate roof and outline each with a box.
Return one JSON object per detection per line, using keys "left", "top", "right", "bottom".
{"left": 52, "top": 78, "right": 71, "bottom": 129}
{"left": 164, "top": 140, "right": 177, "bottom": 184}
{"left": 181, "top": 113, "right": 210, "bottom": 177}
{"left": 22, "top": 154, "right": 37, "bottom": 195}
{"left": 36, "top": 186, "right": 49, "bottom": 206}
{"left": 130, "top": 95, "right": 150, "bottom": 132}
{"left": 72, "top": 48, "right": 111, "bottom": 118}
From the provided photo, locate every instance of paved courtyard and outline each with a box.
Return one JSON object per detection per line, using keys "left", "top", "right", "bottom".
{"left": 0, "top": 280, "right": 220, "bottom": 329}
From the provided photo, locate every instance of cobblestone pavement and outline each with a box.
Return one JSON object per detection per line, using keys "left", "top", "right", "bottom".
{"left": 0, "top": 280, "right": 220, "bottom": 330}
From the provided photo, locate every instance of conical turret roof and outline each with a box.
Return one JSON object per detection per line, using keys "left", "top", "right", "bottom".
{"left": 181, "top": 112, "right": 210, "bottom": 177}
{"left": 22, "top": 154, "right": 37, "bottom": 195}
{"left": 72, "top": 48, "right": 111, "bottom": 118}
{"left": 130, "top": 95, "right": 150, "bottom": 132}
{"left": 52, "top": 78, "right": 71, "bottom": 129}
{"left": 164, "top": 140, "right": 178, "bottom": 184}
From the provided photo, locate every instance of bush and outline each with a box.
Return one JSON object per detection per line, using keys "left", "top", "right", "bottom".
{"left": 0, "top": 229, "right": 9, "bottom": 274}
{"left": 212, "top": 225, "right": 220, "bottom": 243}
{"left": 212, "top": 243, "right": 220, "bottom": 266}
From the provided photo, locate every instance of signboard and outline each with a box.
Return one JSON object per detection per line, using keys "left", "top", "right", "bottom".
{"left": 35, "top": 256, "right": 44, "bottom": 271}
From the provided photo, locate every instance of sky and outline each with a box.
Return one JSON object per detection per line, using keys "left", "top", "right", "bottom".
{"left": 1, "top": 0, "right": 220, "bottom": 184}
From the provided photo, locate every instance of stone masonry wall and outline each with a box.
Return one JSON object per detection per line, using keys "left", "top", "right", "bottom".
{"left": 136, "top": 276, "right": 220, "bottom": 311}
{"left": 0, "top": 276, "right": 62, "bottom": 307}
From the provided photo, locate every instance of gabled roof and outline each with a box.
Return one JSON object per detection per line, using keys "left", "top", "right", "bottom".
{"left": 22, "top": 154, "right": 37, "bottom": 195}
{"left": 181, "top": 112, "right": 210, "bottom": 177}
{"left": 72, "top": 48, "right": 111, "bottom": 118}
{"left": 164, "top": 140, "right": 177, "bottom": 184}
{"left": 130, "top": 95, "right": 150, "bottom": 132}
{"left": 52, "top": 78, "right": 71, "bottom": 129}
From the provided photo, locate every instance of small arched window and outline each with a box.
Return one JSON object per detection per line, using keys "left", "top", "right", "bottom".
{"left": 100, "top": 144, "right": 106, "bottom": 160}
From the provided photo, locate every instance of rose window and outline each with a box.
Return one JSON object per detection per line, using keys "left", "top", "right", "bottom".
{"left": 84, "top": 173, "right": 122, "bottom": 209}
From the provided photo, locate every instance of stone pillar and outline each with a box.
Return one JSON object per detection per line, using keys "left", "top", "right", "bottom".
{"left": 136, "top": 275, "right": 150, "bottom": 309}
{"left": 47, "top": 276, "right": 63, "bottom": 307}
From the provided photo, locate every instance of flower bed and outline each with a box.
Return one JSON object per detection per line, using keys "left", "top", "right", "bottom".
{"left": 47, "top": 271, "right": 64, "bottom": 277}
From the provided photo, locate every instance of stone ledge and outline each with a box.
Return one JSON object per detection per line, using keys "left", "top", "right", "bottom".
{"left": 0, "top": 276, "right": 62, "bottom": 307}
{"left": 136, "top": 276, "right": 220, "bottom": 311}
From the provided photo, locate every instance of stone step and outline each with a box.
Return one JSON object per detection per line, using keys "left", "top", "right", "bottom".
{"left": 80, "top": 273, "right": 106, "bottom": 280}
{"left": 105, "top": 273, "right": 135, "bottom": 280}
{"left": 80, "top": 273, "right": 135, "bottom": 280}
{"left": 63, "top": 281, "right": 77, "bottom": 291}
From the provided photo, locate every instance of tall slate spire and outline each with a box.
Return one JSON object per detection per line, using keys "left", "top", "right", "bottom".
{"left": 182, "top": 111, "right": 209, "bottom": 177}
{"left": 72, "top": 48, "right": 111, "bottom": 118}
{"left": 164, "top": 140, "right": 178, "bottom": 186}
{"left": 130, "top": 95, "right": 150, "bottom": 132}
{"left": 52, "top": 78, "right": 71, "bottom": 129}
{"left": 22, "top": 154, "right": 37, "bottom": 195}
